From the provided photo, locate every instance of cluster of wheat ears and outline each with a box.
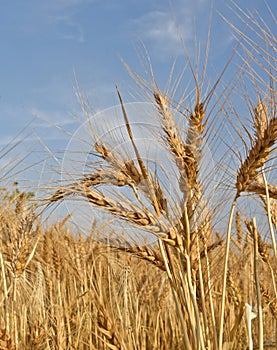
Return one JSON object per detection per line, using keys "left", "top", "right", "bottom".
{"left": 0, "top": 4, "right": 276, "bottom": 350}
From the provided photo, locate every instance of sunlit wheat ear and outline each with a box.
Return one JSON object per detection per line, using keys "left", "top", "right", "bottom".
{"left": 94, "top": 142, "right": 128, "bottom": 172}
{"left": 96, "top": 304, "right": 122, "bottom": 350}
{"left": 236, "top": 116, "right": 277, "bottom": 197}
{"left": 50, "top": 182, "right": 184, "bottom": 249}
{"left": 261, "top": 285, "right": 277, "bottom": 320}
{"left": 246, "top": 182, "right": 277, "bottom": 199}
{"left": 244, "top": 218, "right": 270, "bottom": 264}
{"left": 234, "top": 97, "right": 277, "bottom": 198}
{"left": 93, "top": 143, "right": 143, "bottom": 194}
{"left": 93, "top": 144, "right": 168, "bottom": 213}
{"left": 89, "top": 91, "right": 168, "bottom": 217}
{"left": 226, "top": 271, "right": 242, "bottom": 308}
{"left": 261, "top": 194, "right": 277, "bottom": 228}
{"left": 153, "top": 88, "right": 214, "bottom": 258}
{"left": 94, "top": 143, "right": 143, "bottom": 188}
{"left": 154, "top": 90, "right": 201, "bottom": 192}
{"left": 116, "top": 244, "right": 166, "bottom": 271}
{"left": 235, "top": 211, "right": 243, "bottom": 249}
{"left": 153, "top": 90, "right": 204, "bottom": 216}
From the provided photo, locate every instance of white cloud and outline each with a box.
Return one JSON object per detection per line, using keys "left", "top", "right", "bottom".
{"left": 51, "top": 15, "right": 85, "bottom": 43}
{"left": 128, "top": 0, "right": 211, "bottom": 60}
{"left": 130, "top": 11, "right": 186, "bottom": 58}
{"left": 145, "top": 12, "right": 185, "bottom": 42}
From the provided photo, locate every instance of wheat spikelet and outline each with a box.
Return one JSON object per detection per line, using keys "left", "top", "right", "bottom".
{"left": 11, "top": 233, "right": 30, "bottom": 278}
{"left": 97, "top": 305, "right": 122, "bottom": 350}
{"left": 14, "top": 192, "right": 26, "bottom": 216}
{"left": 186, "top": 102, "right": 206, "bottom": 157}
{"left": 152, "top": 175, "right": 168, "bottom": 214}
{"left": 92, "top": 143, "right": 142, "bottom": 193}
{"left": 42, "top": 228, "right": 53, "bottom": 269}
{"left": 95, "top": 142, "right": 110, "bottom": 159}
{"left": 84, "top": 170, "right": 134, "bottom": 188}
{"left": 250, "top": 175, "right": 277, "bottom": 231}
{"left": 246, "top": 182, "right": 277, "bottom": 199}
{"left": 52, "top": 241, "right": 61, "bottom": 279}
{"left": 257, "top": 234, "right": 271, "bottom": 265}
{"left": 226, "top": 271, "right": 242, "bottom": 308}
{"left": 267, "top": 199, "right": 277, "bottom": 227}
{"left": 94, "top": 143, "right": 141, "bottom": 186}
{"left": 94, "top": 143, "right": 144, "bottom": 192}
{"left": 124, "top": 159, "right": 141, "bottom": 185}
{"left": 235, "top": 211, "right": 243, "bottom": 249}
{"left": 254, "top": 99, "right": 268, "bottom": 139}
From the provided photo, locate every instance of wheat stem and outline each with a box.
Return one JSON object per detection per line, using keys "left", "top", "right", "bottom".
{"left": 218, "top": 197, "right": 237, "bottom": 350}
{"left": 158, "top": 239, "right": 192, "bottom": 350}
{"left": 261, "top": 168, "right": 277, "bottom": 259}
{"left": 252, "top": 217, "right": 264, "bottom": 350}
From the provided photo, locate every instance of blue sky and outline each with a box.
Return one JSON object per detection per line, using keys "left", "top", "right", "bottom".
{"left": 0, "top": 0, "right": 276, "bottom": 186}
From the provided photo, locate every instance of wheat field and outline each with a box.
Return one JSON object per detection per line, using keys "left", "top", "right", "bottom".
{"left": 0, "top": 4, "right": 276, "bottom": 350}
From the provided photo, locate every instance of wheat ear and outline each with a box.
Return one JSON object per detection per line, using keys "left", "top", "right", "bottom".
{"left": 236, "top": 116, "right": 277, "bottom": 196}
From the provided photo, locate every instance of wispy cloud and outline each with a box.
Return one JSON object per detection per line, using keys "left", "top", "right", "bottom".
{"left": 129, "top": 1, "right": 211, "bottom": 59}
{"left": 0, "top": 103, "right": 77, "bottom": 148}
{"left": 20, "top": 0, "right": 97, "bottom": 43}
{"left": 29, "top": 107, "right": 77, "bottom": 129}
{"left": 130, "top": 11, "right": 186, "bottom": 58}
{"left": 51, "top": 15, "right": 85, "bottom": 42}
